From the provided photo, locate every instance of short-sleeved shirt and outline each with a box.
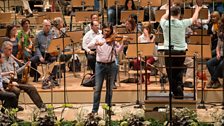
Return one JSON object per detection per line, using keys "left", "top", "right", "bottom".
{"left": 160, "top": 18, "right": 192, "bottom": 51}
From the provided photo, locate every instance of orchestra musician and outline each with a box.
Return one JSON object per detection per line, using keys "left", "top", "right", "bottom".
{"left": 84, "top": 13, "right": 100, "bottom": 34}
{"left": 30, "top": 19, "right": 59, "bottom": 89}
{"left": 208, "top": 11, "right": 221, "bottom": 57}
{"left": 82, "top": 20, "right": 101, "bottom": 74}
{"left": 0, "top": 53, "right": 21, "bottom": 112}
{"left": 88, "top": 23, "right": 124, "bottom": 114}
{"left": 160, "top": 5, "right": 202, "bottom": 99}
{"left": 1, "top": 41, "right": 46, "bottom": 111}
{"left": 4, "top": 24, "right": 19, "bottom": 57}
{"left": 206, "top": 17, "right": 224, "bottom": 89}
{"left": 17, "top": 18, "right": 34, "bottom": 62}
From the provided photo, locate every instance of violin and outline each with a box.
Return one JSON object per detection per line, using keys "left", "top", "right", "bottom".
{"left": 105, "top": 34, "right": 133, "bottom": 45}
{"left": 7, "top": 63, "right": 18, "bottom": 90}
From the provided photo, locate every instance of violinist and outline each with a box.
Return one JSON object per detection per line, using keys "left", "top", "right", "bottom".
{"left": 87, "top": 23, "right": 124, "bottom": 115}
{"left": 17, "top": 18, "right": 34, "bottom": 61}
{"left": 0, "top": 53, "right": 21, "bottom": 111}
{"left": 1, "top": 41, "right": 46, "bottom": 111}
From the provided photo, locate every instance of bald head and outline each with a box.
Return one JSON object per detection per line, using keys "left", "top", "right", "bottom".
{"left": 43, "top": 19, "right": 51, "bottom": 33}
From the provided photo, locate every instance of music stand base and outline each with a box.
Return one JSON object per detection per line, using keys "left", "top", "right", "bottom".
{"left": 197, "top": 103, "right": 206, "bottom": 109}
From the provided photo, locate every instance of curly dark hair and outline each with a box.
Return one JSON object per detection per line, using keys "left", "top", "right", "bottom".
{"left": 5, "top": 24, "right": 16, "bottom": 38}
{"left": 21, "top": 18, "right": 30, "bottom": 27}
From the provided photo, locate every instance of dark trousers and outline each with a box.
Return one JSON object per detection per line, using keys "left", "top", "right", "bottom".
{"left": 30, "top": 53, "right": 57, "bottom": 79}
{"left": 0, "top": 91, "right": 18, "bottom": 109}
{"left": 85, "top": 51, "right": 96, "bottom": 74}
{"left": 4, "top": 83, "right": 44, "bottom": 108}
{"left": 165, "top": 50, "right": 186, "bottom": 97}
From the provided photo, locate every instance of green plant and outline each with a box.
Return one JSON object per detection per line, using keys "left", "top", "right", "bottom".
{"left": 172, "top": 108, "right": 199, "bottom": 126}
{"left": 0, "top": 108, "right": 19, "bottom": 126}
{"left": 37, "top": 105, "right": 57, "bottom": 126}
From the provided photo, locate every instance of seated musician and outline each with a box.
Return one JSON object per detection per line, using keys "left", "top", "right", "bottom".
{"left": 4, "top": 24, "right": 19, "bottom": 57}
{"left": 206, "top": 21, "right": 224, "bottom": 89}
{"left": 208, "top": 11, "right": 220, "bottom": 57}
{"left": 129, "top": 23, "right": 157, "bottom": 82}
{"left": 84, "top": 13, "right": 99, "bottom": 34}
{"left": 82, "top": 20, "right": 101, "bottom": 74}
{"left": 30, "top": 19, "right": 58, "bottom": 86}
{"left": 0, "top": 53, "right": 21, "bottom": 112}
{"left": 107, "top": 0, "right": 137, "bottom": 26}
{"left": 51, "top": 17, "right": 71, "bottom": 76}
{"left": 17, "top": 18, "right": 34, "bottom": 62}
{"left": 1, "top": 41, "right": 46, "bottom": 111}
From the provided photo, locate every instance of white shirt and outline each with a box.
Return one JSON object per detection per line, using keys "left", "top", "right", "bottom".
{"left": 87, "top": 34, "right": 124, "bottom": 63}
{"left": 82, "top": 29, "right": 101, "bottom": 52}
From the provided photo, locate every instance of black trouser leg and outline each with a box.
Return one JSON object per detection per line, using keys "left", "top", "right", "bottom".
{"left": 18, "top": 84, "right": 44, "bottom": 108}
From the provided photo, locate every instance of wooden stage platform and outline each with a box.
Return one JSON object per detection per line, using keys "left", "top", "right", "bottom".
{"left": 20, "top": 71, "right": 224, "bottom": 106}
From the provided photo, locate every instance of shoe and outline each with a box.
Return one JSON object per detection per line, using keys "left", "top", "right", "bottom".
{"left": 113, "top": 85, "right": 117, "bottom": 89}
{"left": 52, "top": 79, "right": 59, "bottom": 86}
{"left": 42, "top": 83, "right": 51, "bottom": 89}
{"left": 183, "top": 81, "right": 193, "bottom": 88}
{"left": 88, "top": 112, "right": 97, "bottom": 117}
{"left": 106, "top": 110, "right": 115, "bottom": 115}
{"left": 40, "top": 107, "right": 47, "bottom": 112}
{"left": 206, "top": 80, "right": 214, "bottom": 88}
{"left": 174, "top": 86, "right": 184, "bottom": 99}
{"left": 26, "top": 13, "right": 33, "bottom": 18}
{"left": 17, "top": 106, "right": 24, "bottom": 111}
{"left": 212, "top": 81, "right": 221, "bottom": 89}
{"left": 33, "top": 73, "right": 41, "bottom": 82}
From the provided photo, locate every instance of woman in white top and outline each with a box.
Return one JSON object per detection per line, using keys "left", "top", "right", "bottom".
{"left": 130, "top": 23, "right": 157, "bottom": 83}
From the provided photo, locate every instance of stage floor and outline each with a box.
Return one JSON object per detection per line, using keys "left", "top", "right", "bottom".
{"left": 20, "top": 70, "right": 224, "bottom": 104}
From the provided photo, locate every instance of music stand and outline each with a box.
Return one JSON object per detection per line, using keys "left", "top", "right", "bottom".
{"left": 155, "top": 10, "right": 166, "bottom": 22}
{"left": 183, "top": 8, "right": 208, "bottom": 19}
{"left": 173, "top": 0, "right": 192, "bottom": 4}
{"left": 107, "top": 0, "right": 125, "bottom": 7}
{"left": 188, "top": 35, "right": 211, "bottom": 45}
{"left": 122, "top": 43, "right": 155, "bottom": 107}
{"left": 120, "top": 10, "right": 144, "bottom": 23}
{"left": 140, "top": 0, "right": 162, "bottom": 21}
{"left": 71, "top": 0, "right": 94, "bottom": 7}
{"left": 74, "top": 11, "right": 98, "bottom": 22}
{"left": 0, "top": 29, "right": 6, "bottom": 37}
{"left": 47, "top": 37, "right": 71, "bottom": 105}
{"left": 37, "top": 12, "right": 63, "bottom": 20}
{"left": 193, "top": 29, "right": 208, "bottom": 35}
{"left": 0, "top": 12, "right": 11, "bottom": 24}
{"left": 187, "top": 36, "right": 212, "bottom": 109}
{"left": 66, "top": 31, "right": 83, "bottom": 76}
{"left": 140, "top": 0, "right": 162, "bottom": 7}
{"left": 186, "top": 44, "right": 212, "bottom": 59}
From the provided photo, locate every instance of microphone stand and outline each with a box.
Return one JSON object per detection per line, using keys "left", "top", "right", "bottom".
{"left": 168, "top": 0, "right": 173, "bottom": 125}
{"left": 134, "top": 0, "right": 143, "bottom": 109}
{"left": 59, "top": 30, "right": 68, "bottom": 105}
{"left": 115, "top": 0, "right": 119, "bottom": 25}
